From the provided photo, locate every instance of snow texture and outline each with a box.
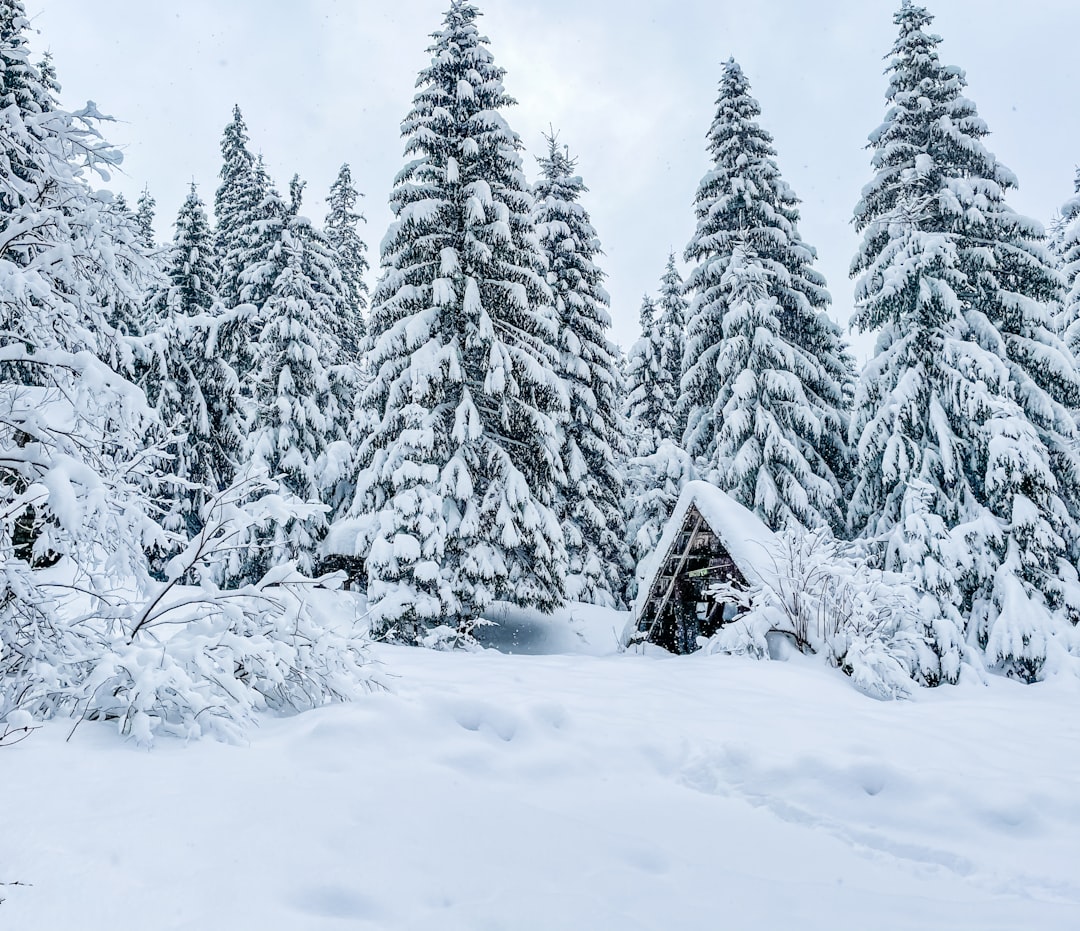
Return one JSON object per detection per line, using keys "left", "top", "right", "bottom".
{"left": 5, "top": 605, "right": 1080, "bottom": 930}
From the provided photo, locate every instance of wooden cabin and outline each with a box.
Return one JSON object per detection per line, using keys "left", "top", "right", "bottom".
{"left": 627, "top": 482, "right": 777, "bottom": 654}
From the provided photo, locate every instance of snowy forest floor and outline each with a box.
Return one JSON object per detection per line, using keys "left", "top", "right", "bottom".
{"left": 5, "top": 601, "right": 1080, "bottom": 930}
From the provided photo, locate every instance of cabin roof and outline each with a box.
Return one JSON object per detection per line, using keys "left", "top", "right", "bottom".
{"left": 630, "top": 481, "right": 780, "bottom": 624}
{"left": 320, "top": 516, "right": 373, "bottom": 558}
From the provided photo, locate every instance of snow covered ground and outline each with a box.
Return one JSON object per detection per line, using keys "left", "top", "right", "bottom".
{"left": 5, "top": 602, "right": 1080, "bottom": 930}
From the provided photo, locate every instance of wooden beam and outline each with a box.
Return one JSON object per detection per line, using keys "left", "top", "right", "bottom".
{"left": 644, "top": 510, "right": 705, "bottom": 645}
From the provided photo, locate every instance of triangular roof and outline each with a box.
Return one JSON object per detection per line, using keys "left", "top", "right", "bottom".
{"left": 626, "top": 481, "right": 780, "bottom": 644}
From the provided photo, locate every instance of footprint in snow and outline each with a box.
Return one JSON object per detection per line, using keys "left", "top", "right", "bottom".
{"left": 287, "top": 885, "right": 383, "bottom": 921}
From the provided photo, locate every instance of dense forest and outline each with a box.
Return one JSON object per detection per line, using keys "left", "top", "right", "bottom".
{"left": 2, "top": 0, "right": 1080, "bottom": 744}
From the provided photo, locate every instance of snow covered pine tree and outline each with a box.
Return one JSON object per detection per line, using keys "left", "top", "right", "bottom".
{"left": 240, "top": 179, "right": 350, "bottom": 580}
{"left": 323, "top": 163, "right": 370, "bottom": 361}
{"left": 1056, "top": 168, "right": 1080, "bottom": 357}
{"left": 682, "top": 58, "right": 852, "bottom": 533}
{"left": 533, "top": 132, "right": 628, "bottom": 607}
{"left": 656, "top": 253, "right": 689, "bottom": 440}
{"left": 622, "top": 280, "right": 695, "bottom": 594}
{"left": 141, "top": 183, "right": 240, "bottom": 538}
{"left": 624, "top": 293, "right": 676, "bottom": 456}
{"left": 849, "top": 2, "right": 1080, "bottom": 683}
{"left": 356, "top": 1, "right": 567, "bottom": 645}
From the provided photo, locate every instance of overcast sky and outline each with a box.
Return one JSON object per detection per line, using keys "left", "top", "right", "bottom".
{"left": 23, "top": 0, "right": 1080, "bottom": 357}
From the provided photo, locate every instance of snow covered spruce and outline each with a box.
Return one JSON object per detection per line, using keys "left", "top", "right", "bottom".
{"left": 847, "top": 2, "right": 1080, "bottom": 683}
{"left": 349, "top": 2, "right": 583, "bottom": 646}
{"left": 681, "top": 58, "right": 854, "bottom": 535}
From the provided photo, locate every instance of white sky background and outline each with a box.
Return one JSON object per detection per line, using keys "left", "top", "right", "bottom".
{"left": 23, "top": 0, "right": 1080, "bottom": 358}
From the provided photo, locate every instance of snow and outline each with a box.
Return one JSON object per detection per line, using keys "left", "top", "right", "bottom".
{"left": 5, "top": 595, "right": 1080, "bottom": 930}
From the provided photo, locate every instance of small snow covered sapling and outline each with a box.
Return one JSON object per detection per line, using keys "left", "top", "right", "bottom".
{"left": 65, "top": 474, "right": 381, "bottom": 745}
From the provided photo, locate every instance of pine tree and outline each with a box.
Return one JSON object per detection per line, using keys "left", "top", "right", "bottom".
{"left": 135, "top": 187, "right": 156, "bottom": 250}
{"left": 236, "top": 156, "right": 288, "bottom": 314}
{"left": 357, "top": 0, "right": 567, "bottom": 642}
{"left": 214, "top": 155, "right": 283, "bottom": 404}
{"left": 324, "top": 162, "right": 370, "bottom": 360}
{"left": 533, "top": 132, "right": 628, "bottom": 606}
{"left": 214, "top": 105, "right": 263, "bottom": 310}
{"left": 241, "top": 222, "right": 344, "bottom": 578}
{"left": 31, "top": 50, "right": 59, "bottom": 117}
{"left": 682, "top": 58, "right": 850, "bottom": 531}
{"left": 143, "top": 185, "right": 242, "bottom": 536}
{"left": 849, "top": 2, "right": 1080, "bottom": 681}
{"left": 707, "top": 246, "right": 842, "bottom": 530}
{"left": 1057, "top": 168, "right": 1080, "bottom": 355}
{"left": 624, "top": 294, "right": 676, "bottom": 456}
{"left": 160, "top": 183, "right": 219, "bottom": 318}
{"left": 656, "top": 253, "right": 688, "bottom": 437}
{"left": 623, "top": 438, "right": 696, "bottom": 601}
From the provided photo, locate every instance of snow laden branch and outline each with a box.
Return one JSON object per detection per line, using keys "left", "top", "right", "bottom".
{"left": 61, "top": 474, "right": 384, "bottom": 745}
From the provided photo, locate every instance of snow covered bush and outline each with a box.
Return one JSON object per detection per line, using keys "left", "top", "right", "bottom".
{"left": 57, "top": 476, "right": 380, "bottom": 745}
{"left": 702, "top": 528, "right": 966, "bottom": 700}
{"left": 0, "top": 349, "right": 170, "bottom": 724}
{"left": 70, "top": 566, "right": 377, "bottom": 745}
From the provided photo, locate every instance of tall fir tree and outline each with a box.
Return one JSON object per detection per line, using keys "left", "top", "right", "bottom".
{"left": 356, "top": 0, "right": 567, "bottom": 643}
{"left": 624, "top": 294, "right": 676, "bottom": 456}
{"left": 656, "top": 253, "right": 689, "bottom": 438}
{"left": 142, "top": 185, "right": 244, "bottom": 535}
{"left": 849, "top": 2, "right": 1080, "bottom": 682}
{"left": 214, "top": 105, "right": 263, "bottom": 310}
{"left": 682, "top": 58, "right": 851, "bottom": 531}
{"left": 281, "top": 179, "right": 355, "bottom": 446}
{"left": 34, "top": 49, "right": 58, "bottom": 108}
{"left": 135, "top": 186, "right": 156, "bottom": 250}
{"left": 1057, "top": 168, "right": 1080, "bottom": 356}
{"left": 324, "top": 162, "right": 370, "bottom": 360}
{"left": 151, "top": 183, "right": 219, "bottom": 320}
{"left": 241, "top": 222, "right": 345, "bottom": 578}
{"left": 533, "top": 132, "right": 628, "bottom": 607}
{"left": 706, "top": 245, "right": 843, "bottom": 531}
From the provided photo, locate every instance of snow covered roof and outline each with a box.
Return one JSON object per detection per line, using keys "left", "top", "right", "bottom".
{"left": 628, "top": 481, "right": 780, "bottom": 639}
{"left": 320, "top": 516, "right": 374, "bottom": 559}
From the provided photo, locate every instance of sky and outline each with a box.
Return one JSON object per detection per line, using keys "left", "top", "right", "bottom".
{"left": 22, "top": 0, "right": 1080, "bottom": 358}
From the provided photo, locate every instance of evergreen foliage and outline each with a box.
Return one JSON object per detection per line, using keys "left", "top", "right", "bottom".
{"left": 143, "top": 185, "right": 243, "bottom": 536}
{"left": 214, "top": 105, "right": 263, "bottom": 310}
{"left": 357, "top": 0, "right": 567, "bottom": 643}
{"left": 624, "top": 294, "right": 676, "bottom": 456}
{"left": 682, "top": 58, "right": 850, "bottom": 532}
{"left": 324, "top": 162, "right": 370, "bottom": 359}
{"left": 656, "top": 253, "right": 688, "bottom": 438}
{"left": 533, "top": 132, "right": 628, "bottom": 607}
{"left": 849, "top": 2, "right": 1080, "bottom": 682}
{"left": 1057, "top": 168, "right": 1080, "bottom": 355}
{"left": 160, "top": 184, "right": 219, "bottom": 317}
{"left": 706, "top": 246, "right": 843, "bottom": 531}
{"left": 241, "top": 222, "right": 345, "bottom": 578}
{"left": 623, "top": 439, "right": 696, "bottom": 601}
{"left": 135, "top": 186, "right": 156, "bottom": 250}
